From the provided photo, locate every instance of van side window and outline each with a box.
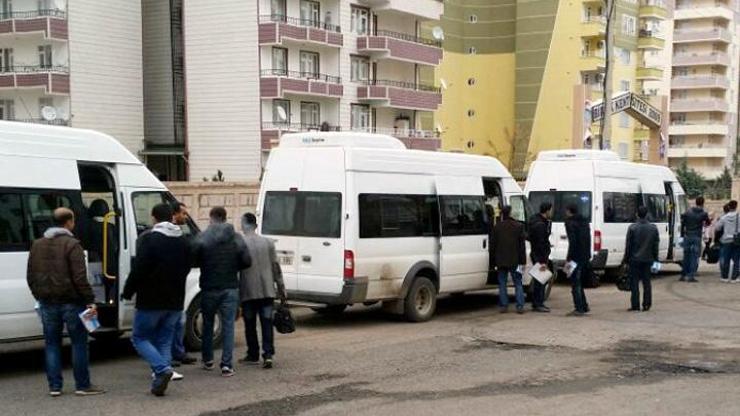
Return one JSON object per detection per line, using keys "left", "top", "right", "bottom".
{"left": 603, "top": 192, "right": 640, "bottom": 223}
{"left": 0, "top": 193, "right": 25, "bottom": 251}
{"left": 440, "top": 196, "right": 487, "bottom": 236}
{"left": 262, "top": 191, "right": 342, "bottom": 238}
{"left": 0, "top": 190, "right": 77, "bottom": 252}
{"left": 359, "top": 194, "right": 439, "bottom": 238}
{"left": 645, "top": 194, "right": 668, "bottom": 222}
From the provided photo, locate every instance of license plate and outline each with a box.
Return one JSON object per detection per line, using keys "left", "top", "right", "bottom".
{"left": 277, "top": 255, "right": 293, "bottom": 266}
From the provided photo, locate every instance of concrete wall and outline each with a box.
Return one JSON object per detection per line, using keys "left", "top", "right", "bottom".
{"left": 165, "top": 182, "right": 260, "bottom": 229}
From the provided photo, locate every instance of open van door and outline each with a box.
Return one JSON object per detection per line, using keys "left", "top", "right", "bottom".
{"left": 640, "top": 178, "right": 670, "bottom": 260}
{"left": 672, "top": 184, "right": 687, "bottom": 263}
{"left": 435, "top": 176, "right": 489, "bottom": 292}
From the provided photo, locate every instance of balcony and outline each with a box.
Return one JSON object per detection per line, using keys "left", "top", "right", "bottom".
{"left": 258, "top": 15, "right": 342, "bottom": 48}
{"left": 675, "top": 2, "right": 733, "bottom": 21}
{"left": 352, "top": 127, "right": 441, "bottom": 151}
{"left": 580, "top": 50, "right": 606, "bottom": 69}
{"left": 581, "top": 15, "right": 606, "bottom": 37}
{"left": 638, "top": 30, "right": 665, "bottom": 49}
{"left": 0, "top": 65, "right": 69, "bottom": 94}
{"left": 669, "top": 122, "right": 729, "bottom": 136}
{"left": 672, "top": 52, "right": 730, "bottom": 66}
{"left": 667, "top": 146, "right": 728, "bottom": 159}
{"left": 639, "top": 0, "right": 668, "bottom": 19}
{"left": 0, "top": 9, "right": 67, "bottom": 40}
{"left": 636, "top": 66, "right": 663, "bottom": 80}
{"left": 260, "top": 122, "right": 340, "bottom": 150}
{"left": 260, "top": 69, "right": 343, "bottom": 99}
{"left": 356, "top": 0, "right": 444, "bottom": 21}
{"left": 670, "top": 98, "right": 728, "bottom": 112}
{"left": 357, "top": 30, "right": 443, "bottom": 66}
{"left": 674, "top": 27, "right": 731, "bottom": 43}
{"left": 356, "top": 79, "right": 442, "bottom": 111}
{"left": 4, "top": 118, "right": 68, "bottom": 126}
{"left": 671, "top": 75, "right": 730, "bottom": 90}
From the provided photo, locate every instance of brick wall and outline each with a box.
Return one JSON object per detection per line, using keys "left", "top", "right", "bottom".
{"left": 165, "top": 182, "right": 260, "bottom": 229}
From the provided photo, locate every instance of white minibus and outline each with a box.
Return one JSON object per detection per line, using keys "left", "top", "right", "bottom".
{"left": 524, "top": 150, "right": 686, "bottom": 281}
{"left": 0, "top": 122, "right": 215, "bottom": 348}
{"left": 258, "top": 132, "right": 540, "bottom": 322}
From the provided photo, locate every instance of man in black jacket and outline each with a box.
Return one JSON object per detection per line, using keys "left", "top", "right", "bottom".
{"left": 528, "top": 202, "right": 553, "bottom": 313}
{"left": 623, "top": 206, "right": 659, "bottom": 312}
{"left": 680, "top": 196, "right": 710, "bottom": 282}
{"left": 492, "top": 206, "right": 527, "bottom": 314}
{"left": 123, "top": 203, "right": 191, "bottom": 396}
{"left": 193, "top": 207, "right": 251, "bottom": 377}
{"left": 565, "top": 204, "right": 591, "bottom": 316}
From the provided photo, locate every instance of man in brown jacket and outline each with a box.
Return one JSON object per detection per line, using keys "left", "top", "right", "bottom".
{"left": 27, "top": 207, "right": 105, "bottom": 397}
{"left": 492, "top": 206, "right": 527, "bottom": 314}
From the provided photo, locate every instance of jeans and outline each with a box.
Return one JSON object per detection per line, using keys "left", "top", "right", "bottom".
{"left": 39, "top": 303, "right": 90, "bottom": 391}
{"left": 171, "top": 312, "right": 186, "bottom": 361}
{"left": 570, "top": 265, "right": 589, "bottom": 313}
{"left": 242, "top": 298, "right": 275, "bottom": 360}
{"left": 201, "top": 288, "right": 239, "bottom": 368}
{"left": 531, "top": 278, "right": 546, "bottom": 308}
{"left": 131, "top": 309, "right": 180, "bottom": 376}
{"left": 682, "top": 236, "right": 702, "bottom": 279}
{"left": 720, "top": 243, "right": 740, "bottom": 280}
{"left": 629, "top": 260, "right": 652, "bottom": 310}
{"left": 497, "top": 269, "right": 525, "bottom": 310}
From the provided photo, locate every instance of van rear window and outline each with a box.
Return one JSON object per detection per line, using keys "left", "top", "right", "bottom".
{"left": 262, "top": 192, "right": 342, "bottom": 238}
{"left": 528, "top": 191, "right": 592, "bottom": 222}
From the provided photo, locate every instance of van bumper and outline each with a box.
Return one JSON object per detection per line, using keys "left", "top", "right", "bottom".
{"left": 287, "top": 276, "right": 369, "bottom": 305}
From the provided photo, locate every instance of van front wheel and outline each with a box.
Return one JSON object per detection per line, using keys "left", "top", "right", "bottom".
{"left": 404, "top": 277, "right": 437, "bottom": 322}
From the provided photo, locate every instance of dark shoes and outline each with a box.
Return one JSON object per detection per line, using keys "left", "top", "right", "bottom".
{"left": 173, "top": 355, "right": 197, "bottom": 366}
{"left": 533, "top": 306, "right": 551, "bottom": 313}
{"left": 566, "top": 310, "right": 586, "bottom": 317}
{"left": 74, "top": 386, "right": 106, "bottom": 396}
{"left": 499, "top": 306, "right": 509, "bottom": 314}
{"left": 263, "top": 358, "right": 273, "bottom": 369}
{"left": 516, "top": 308, "right": 525, "bottom": 315}
{"left": 240, "top": 356, "right": 261, "bottom": 366}
{"left": 642, "top": 306, "right": 651, "bottom": 312}
{"left": 151, "top": 371, "right": 173, "bottom": 397}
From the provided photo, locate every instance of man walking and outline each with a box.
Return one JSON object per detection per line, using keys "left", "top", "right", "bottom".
{"left": 123, "top": 203, "right": 191, "bottom": 396}
{"left": 170, "top": 202, "right": 197, "bottom": 367}
{"left": 193, "top": 207, "right": 251, "bottom": 377}
{"left": 492, "top": 206, "right": 527, "bottom": 314}
{"left": 239, "top": 213, "right": 287, "bottom": 369}
{"left": 27, "top": 207, "right": 105, "bottom": 397}
{"left": 623, "top": 206, "right": 659, "bottom": 312}
{"left": 565, "top": 204, "right": 591, "bottom": 316}
{"left": 680, "top": 196, "right": 710, "bottom": 282}
{"left": 715, "top": 200, "right": 740, "bottom": 283}
{"left": 528, "top": 202, "right": 553, "bottom": 313}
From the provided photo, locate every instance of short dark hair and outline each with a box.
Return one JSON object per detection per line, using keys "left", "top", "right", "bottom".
{"left": 724, "top": 203, "right": 731, "bottom": 213}
{"left": 171, "top": 201, "right": 187, "bottom": 213}
{"left": 210, "top": 206, "right": 227, "bottom": 222}
{"left": 243, "top": 212, "right": 257, "bottom": 226}
{"left": 566, "top": 204, "right": 579, "bottom": 215}
{"left": 696, "top": 196, "right": 705, "bottom": 206}
{"left": 53, "top": 208, "right": 74, "bottom": 227}
{"left": 501, "top": 205, "right": 512, "bottom": 219}
{"left": 730, "top": 200, "right": 738, "bottom": 210}
{"left": 539, "top": 202, "right": 553, "bottom": 214}
{"left": 637, "top": 206, "right": 648, "bottom": 219}
{"left": 152, "top": 203, "right": 173, "bottom": 223}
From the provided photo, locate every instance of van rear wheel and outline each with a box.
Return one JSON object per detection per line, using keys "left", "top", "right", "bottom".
{"left": 184, "top": 295, "right": 223, "bottom": 352}
{"left": 404, "top": 277, "right": 437, "bottom": 322}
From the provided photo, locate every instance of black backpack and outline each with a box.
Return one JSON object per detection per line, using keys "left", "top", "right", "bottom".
{"left": 273, "top": 304, "right": 295, "bottom": 334}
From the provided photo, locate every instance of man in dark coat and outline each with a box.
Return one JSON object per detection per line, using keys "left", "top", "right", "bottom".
{"left": 565, "top": 204, "right": 591, "bottom": 316}
{"left": 492, "top": 206, "right": 527, "bottom": 313}
{"left": 623, "top": 206, "right": 659, "bottom": 312}
{"left": 680, "top": 196, "right": 710, "bottom": 282}
{"left": 528, "top": 202, "right": 553, "bottom": 313}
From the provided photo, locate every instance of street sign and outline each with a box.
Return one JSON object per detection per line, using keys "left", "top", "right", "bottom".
{"left": 590, "top": 92, "right": 662, "bottom": 128}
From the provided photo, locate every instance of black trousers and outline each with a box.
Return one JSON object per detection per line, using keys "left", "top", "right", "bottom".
{"left": 629, "top": 260, "right": 652, "bottom": 310}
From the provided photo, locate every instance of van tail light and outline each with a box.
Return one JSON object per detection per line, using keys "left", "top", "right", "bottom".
{"left": 343, "top": 250, "right": 355, "bottom": 279}
{"left": 594, "top": 230, "right": 602, "bottom": 252}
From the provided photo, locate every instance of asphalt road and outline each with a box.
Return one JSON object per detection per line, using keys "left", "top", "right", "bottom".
{"left": 3, "top": 264, "right": 740, "bottom": 416}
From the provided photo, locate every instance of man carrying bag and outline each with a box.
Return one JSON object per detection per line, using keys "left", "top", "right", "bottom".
{"left": 715, "top": 200, "right": 740, "bottom": 283}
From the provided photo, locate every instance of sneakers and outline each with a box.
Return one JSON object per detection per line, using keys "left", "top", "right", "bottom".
{"left": 731, "top": 279, "right": 740, "bottom": 284}
{"left": 152, "top": 371, "right": 183, "bottom": 381}
{"left": 74, "top": 385, "right": 106, "bottom": 396}
{"left": 151, "top": 371, "right": 173, "bottom": 397}
{"left": 239, "top": 357, "right": 261, "bottom": 365}
{"left": 720, "top": 278, "right": 730, "bottom": 283}
{"left": 49, "top": 390, "right": 62, "bottom": 398}
{"left": 202, "top": 361, "right": 215, "bottom": 371}
{"left": 687, "top": 278, "right": 699, "bottom": 283}
{"left": 516, "top": 307, "right": 525, "bottom": 315}
{"left": 263, "top": 358, "right": 273, "bottom": 369}
{"left": 566, "top": 310, "right": 585, "bottom": 317}
{"left": 221, "top": 366, "right": 235, "bottom": 377}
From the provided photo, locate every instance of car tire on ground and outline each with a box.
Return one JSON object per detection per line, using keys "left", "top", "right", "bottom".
{"left": 403, "top": 276, "right": 437, "bottom": 322}
{"left": 311, "top": 305, "right": 348, "bottom": 315}
{"left": 184, "top": 295, "right": 223, "bottom": 352}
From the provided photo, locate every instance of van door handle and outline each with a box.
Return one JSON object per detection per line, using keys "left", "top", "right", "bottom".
{"left": 302, "top": 255, "right": 312, "bottom": 262}
{"left": 483, "top": 239, "right": 487, "bottom": 249}
{"left": 323, "top": 241, "right": 331, "bottom": 247}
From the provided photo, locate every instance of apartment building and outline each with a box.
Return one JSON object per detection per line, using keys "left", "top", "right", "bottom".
{"left": 668, "top": 0, "right": 739, "bottom": 178}
{"left": 0, "top": 0, "right": 143, "bottom": 154}
{"left": 435, "top": 0, "right": 672, "bottom": 178}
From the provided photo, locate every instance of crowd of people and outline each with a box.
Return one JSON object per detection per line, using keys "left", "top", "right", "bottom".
{"left": 27, "top": 204, "right": 286, "bottom": 397}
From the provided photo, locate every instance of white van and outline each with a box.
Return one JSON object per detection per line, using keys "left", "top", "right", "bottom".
{"left": 0, "top": 122, "right": 214, "bottom": 348}
{"left": 258, "top": 132, "right": 536, "bottom": 322}
{"left": 524, "top": 150, "right": 686, "bottom": 279}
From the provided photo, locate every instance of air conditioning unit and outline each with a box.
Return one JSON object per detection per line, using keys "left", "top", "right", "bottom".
{"left": 597, "top": 40, "right": 605, "bottom": 49}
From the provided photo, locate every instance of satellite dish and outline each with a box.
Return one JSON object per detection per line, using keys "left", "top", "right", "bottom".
{"left": 431, "top": 26, "right": 445, "bottom": 41}
{"left": 41, "top": 106, "right": 57, "bottom": 121}
{"left": 440, "top": 78, "right": 448, "bottom": 90}
{"left": 276, "top": 106, "right": 288, "bottom": 122}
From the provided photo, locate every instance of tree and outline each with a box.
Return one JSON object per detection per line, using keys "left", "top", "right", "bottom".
{"left": 675, "top": 159, "right": 706, "bottom": 199}
{"left": 706, "top": 166, "right": 732, "bottom": 200}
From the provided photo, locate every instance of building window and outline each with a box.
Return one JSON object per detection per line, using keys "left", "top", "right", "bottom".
{"left": 38, "top": 45, "right": 52, "bottom": 68}
{"left": 467, "top": 109, "right": 476, "bottom": 117}
{"left": 351, "top": 104, "right": 370, "bottom": 130}
{"left": 271, "top": 47, "right": 288, "bottom": 75}
{"left": 0, "top": 48, "right": 13, "bottom": 72}
{"left": 674, "top": 67, "right": 688, "bottom": 77}
{"left": 467, "top": 78, "right": 476, "bottom": 86}
{"left": 620, "top": 80, "right": 630, "bottom": 92}
{"left": 620, "top": 112, "right": 630, "bottom": 128}
{"left": 619, "top": 48, "right": 630, "bottom": 65}
{"left": 621, "top": 14, "right": 636, "bottom": 36}
{"left": 299, "top": 0, "right": 320, "bottom": 27}
{"left": 0, "top": 99, "right": 14, "bottom": 121}
{"left": 351, "top": 6, "right": 370, "bottom": 35}
{"left": 300, "top": 102, "right": 320, "bottom": 128}
{"left": 272, "top": 99, "right": 291, "bottom": 125}
{"left": 351, "top": 56, "right": 370, "bottom": 82}
{"left": 271, "top": 0, "right": 286, "bottom": 19}
{"left": 469, "top": 15, "right": 478, "bottom": 23}
{"left": 468, "top": 46, "right": 477, "bottom": 55}
{"left": 299, "top": 50, "right": 319, "bottom": 78}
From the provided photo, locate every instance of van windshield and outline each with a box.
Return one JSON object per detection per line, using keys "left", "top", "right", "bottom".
{"left": 262, "top": 191, "right": 342, "bottom": 238}
{"left": 528, "top": 191, "right": 592, "bottom": 222}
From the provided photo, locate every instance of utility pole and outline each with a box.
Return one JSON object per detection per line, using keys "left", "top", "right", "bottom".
{"left": 600, "top": 0, "right": 616, "bottom": 150}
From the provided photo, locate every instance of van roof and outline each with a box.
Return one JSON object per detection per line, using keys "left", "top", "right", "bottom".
{"left": 279, "top": 132, "right": 407, "bottom": 150}
{"left": 0, "top": 121, "right": 141, "bottom": 164}
{"left": 536, "top": 149, "right": 621, "bottom": 161}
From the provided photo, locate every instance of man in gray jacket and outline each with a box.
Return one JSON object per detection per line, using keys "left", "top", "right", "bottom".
{"left": 715, "top": 200, "right": 740, "bottom": 282}
{"left": 239, "top": 213, "right": 287, "bottom": 369}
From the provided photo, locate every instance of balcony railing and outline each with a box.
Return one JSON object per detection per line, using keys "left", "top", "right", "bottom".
{"left": 676, "top": 0, "right": 733, "bottom": 10}
{"left": 672, "top": 52, "right": 729, "bottom": 66}
{"left": 351, "top": 126, "right": 440, "bottom": 138}
{"left": 583, "top": 15, "right": 606, "bottom": 24}
{"left": 374, "top": 29, "right": 441, "bottom": 47}
{"left": 581, "top": 50, "right": 606, "bottom": 59}
{"left": 260, "top": 69, "right": 341, "bottom": 84}
{"left": 259, "top": 14, "right": 340, "bottom": 33}
{"left": 674, "top": 27, "right": 731, "bottom": 42}
{"left": 671, "top": 75, "right": 730, "bottom": 89}
{"left": 4, "top": 118, "right": 68, "bottom": 126}
{"left": 262, "top": 121, "right": 341, "bottom": 131}
{"left": 0, "top": 9, "right": 66, "bottom": 20}
{"left": 0, "top": 65, "right": 68, "bottom": 73}
{"left": 362, "top": 79, "right": 441, "bottom": 93}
